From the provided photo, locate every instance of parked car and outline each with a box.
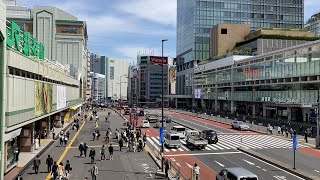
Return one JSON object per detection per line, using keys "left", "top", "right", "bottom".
{"left": 201, "top": 130, "right": 218, "bottom": 144}
{"left": 216, "top": 167, "right": 258, "bottom": 180}
{"left": 141, "top": 120, "right": 150, "bottom": 128}
{"left": 231, "top": 121, "right": 250, "bottom": 131}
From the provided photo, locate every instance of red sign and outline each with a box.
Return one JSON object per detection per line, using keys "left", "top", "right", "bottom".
{"left": 150, "top": 56, "right": 168, "bottom": 64}
{"left": 243, "top": 68, "right": 260, "bottom": 77}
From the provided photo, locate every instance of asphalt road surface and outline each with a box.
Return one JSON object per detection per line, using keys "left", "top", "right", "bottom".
{"left": 20, "top": 109, "right": 160, "bottom": 180}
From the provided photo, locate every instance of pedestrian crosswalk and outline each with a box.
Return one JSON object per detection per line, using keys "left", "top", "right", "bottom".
{"left": 147, "top": 134, "right": 307, "bottom": 152}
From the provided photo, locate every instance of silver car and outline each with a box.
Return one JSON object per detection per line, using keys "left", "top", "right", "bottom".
{"left": 231, "top": 121, "right": 250, "bottom": 131}
{"left": 216, "top": 167, "right": 258, "bottom": 180}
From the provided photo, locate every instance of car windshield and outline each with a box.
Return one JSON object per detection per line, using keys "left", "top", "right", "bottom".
{"left": 170, "top": 136, "right": 180, "bottom": 140}
{"left": 176, "top": 128, "right": 185, "bottom": 132}
{"left": 143, "top": 121, "right": 148, "bottom": 123}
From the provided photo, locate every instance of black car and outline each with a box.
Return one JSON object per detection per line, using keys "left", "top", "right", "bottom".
{"left": 201, "top": 130, "right": 218, "bottom": 144}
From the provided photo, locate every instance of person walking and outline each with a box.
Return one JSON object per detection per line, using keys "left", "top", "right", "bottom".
{"left": 66, "top": 131, "right": 70, "bottom": 140}
{"left": 58, "top": 162, "right": 64, "bottom": 180}
{"left": 305, "top": 130, "right": 308, "bottom": 143}
{"left": 59, "top": 133, "right": 64, "bottom": 147}
{"left": 96, "top": 130, "right": 100, "bottom": 141}
{"left": 51, "top": 127, "right": 56, "bottom": 140}
{"left": 164, "top": 159, "right": 170, "bottom": 179}
{"left": 52, "top": 162, "right": 59, "bottom": 180}
{"left": 33, "top": 155, "right": 41, "bottom": 174}
{"left": 290, "top": 128, "right": 293, "bottom": 138}
{"left": 64, "top": 134, "right": 68, "bottom": 146}
{"left": 285, "top": 128, "right": 289, "bottom": 138}
{"left": 46, "top": 155, "right": 53, "bottom": 173}
{"left": 193, "top": 163, "right": 200, "bottom": 180}
{"left": 79, "top": 142, "right": 84, "bottom": 157}
{"left": 108, "top": 144, "right": 114, "bottom": 160}
{"left": 100, "top": 145, "right": 106, "bottom": 160}
{"left": 277, "top": 126, "right": 281, "bottom": 134}
{"left": 15, "top": 174, "right": 23, "bottom": 180}
{"left": 89, "top": 148, "right": 96, "bottom": 164}
{"left": 89, "top": 163, "right": 98, "bottom": 180}
{"left": 92, "top": 131, "right": 96, "bottom": 141}
{"left": 84, "top": 143, "right": 88, "bottom": 157}
{"left": 65, "top": 160, "right": 72, "bottom": 178}
{"left": 143, "top": 133, "right": 147, "bottom": 147}
{"left": 119, "top": 138, "right": 123, "bottom": 151}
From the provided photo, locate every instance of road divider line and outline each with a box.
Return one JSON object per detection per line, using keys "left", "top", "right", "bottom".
{"left": 45, "top": 113, "right": 91, "bottom": 180}
{"left": 243, "top": 159, "right": 255, "bottom": 165}
{"left": 214, "top": 160, "right": 225, "bottom": 167}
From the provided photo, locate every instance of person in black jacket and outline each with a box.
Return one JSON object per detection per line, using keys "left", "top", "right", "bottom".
{"left": 65, "top": 160, "right": 72, "bottom": 177}
{"left": 89, "top": 148, "right": 96, "bottom": 164}
{"left": 84, "top": 143, "right": 88, "bottom": 157}
{"left": 46, "top": 155, "right": 53, "bottom": 173}
{"left": 51, "top": 161, "right": 58, "bottom": 180}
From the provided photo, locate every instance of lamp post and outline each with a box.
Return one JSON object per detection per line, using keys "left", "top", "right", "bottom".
{"left": 161, "top": 39, "right": 168, "bottom": 172}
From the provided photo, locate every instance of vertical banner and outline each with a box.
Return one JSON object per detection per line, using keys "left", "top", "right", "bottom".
{"left": 159, "top": 127, "right": 164, "bottom": 145}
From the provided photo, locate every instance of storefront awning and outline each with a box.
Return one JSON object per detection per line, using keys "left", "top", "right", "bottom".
{"left": 4, "top": 128, "right": 22, "bottom": 142}
{"left": 70, "top": 104, "right": 82, "bottom": 110}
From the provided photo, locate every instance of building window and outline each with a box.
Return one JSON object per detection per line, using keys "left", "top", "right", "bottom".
{"left": 110, "top": 67, "right": 114, "bottom": 80}
{"left": 221, "top": 29, "right": 228, "bottom": 34}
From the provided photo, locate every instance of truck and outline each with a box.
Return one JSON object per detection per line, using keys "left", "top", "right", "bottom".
{"left": 185, "top": 130, "right": 208, "bottom": 150}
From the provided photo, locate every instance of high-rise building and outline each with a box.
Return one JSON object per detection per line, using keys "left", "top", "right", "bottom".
{"left": 176, "top": 0, "right": 304, "bottom": 107}
{"left": 305, "top": 11, "right": 320, "bottom": 37}
{"left": 90, "top": 72, "right": 106, "bottom": 101}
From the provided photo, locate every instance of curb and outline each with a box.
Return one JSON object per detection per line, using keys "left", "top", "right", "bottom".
{"left": 237, "top": 147, "right": 318, "bottom": 180}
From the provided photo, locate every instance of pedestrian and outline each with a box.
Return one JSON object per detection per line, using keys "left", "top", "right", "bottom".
{"left": 269, "top": 125, "right": 273, "bottom": 134}
{"left": 164, "top": 159, "right": 170, "bottom": 179}
{"left": 59, "top": 133, "right": 64, "bottom": 147}
{"left": 79, "top": 142, "right": 84, "bottom": 157}
{"left": 108, "top": 143, "right": 114, "bottom": 160}
{"left": 52, "top": 161, "right": 59, "bottom": 180}
{"left": 193, "top": 163, "right": 200, "bottom": 180}
{"left": 84, "top": 143, "right": 88, "bottom": 157}
{"left": 285, "top": 128, "right": 288, "bottom": 138}
{"left": 281, "top": 126, "right": 284, "bottom": 135}
{"left": 58, "top": 162, "right": 64, "bottom": 180}
{"left": 100, "top": 145, "right": 106, "bottom": 160}
{"left": 119, "top": 138, "right": 123, "bottom": 151}
{"left": 66, "top": 131, "right": 70, "bottom": 140}
{"left": 277, "top": 126, "right": 281, "bottom": 134}
{"left": 46, "top": 155, "right": 53, "bottom": 173}
{"left": 14, "top": 148, "right": 20, "bottom": 162}
{"left": 33, "top": 155, "right": 41, "bottom": 174}
{"left": 89, "top": 148, "right": 96, "bottom": 164}
{"left": 65, "top": 160, "right": 72, "bottom": 178}
{"left": 96, "top": 130, "right": 100, "bottom": 140}
{"left": 76, "top": 123, "right": 80, "bottom": 132}
{"left": 52, "top": 127, "right": 56, "bottom": 139}
{"left": 92, "top": 132, "right": 96, "bottom": 141}
{"left": 89, "top": 163, "right": 98, "bottom": 180}
{"left": 15, "top": 174, "right": 23, "bottom": 180}
{"left": 61, "top": 120, "right": 65, "bottom": 128}
{"left": 305, "top": 130, "right": 308, "bottom": 143}
{"left": 290, "top": 128, "right": 293, "bottom": 138}
{"left": 143, "top": 133, "right": 147, "bottom": 147}
{"left": 64, "top": 134, "right": 68, "bottom": 146}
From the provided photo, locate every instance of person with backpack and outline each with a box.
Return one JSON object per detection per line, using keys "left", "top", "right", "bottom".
{"left": 46, "top": 155, "right": 53, "bottom": 173}
{"left": 65, "top": 160, "right": 72, "bottom": 178}
{"left": 79, "top": 142, "right": 84, "bottom": 157}
{"left": 64, "top": 134, "right": 68, "bottom": 146}
{"left": 59, "top": 133, "right": 64, "bottom": 147}
{"left": 52, "top": 162, "right": 59, "bottom": 180}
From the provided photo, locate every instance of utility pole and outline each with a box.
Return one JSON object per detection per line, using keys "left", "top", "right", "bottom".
{"left": 161, "top": 39, "right": 168, "bottom": 172}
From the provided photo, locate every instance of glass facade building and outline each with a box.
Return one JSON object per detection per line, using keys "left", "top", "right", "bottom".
{"left": 305, "top": 11, "right": 320, "bottom": 37}
{"left": 194, "top": 40, "right": 320, "bottom": 123}
{"left": 177, "top": 0, "right": 304, "bottom": 65}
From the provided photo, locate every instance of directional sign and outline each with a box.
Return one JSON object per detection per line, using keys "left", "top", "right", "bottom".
{"left": 292, "top": 134, "right": 297, "bottom": 152}
{"left": 159, "top": 127, "right": 164, "bottom": 145}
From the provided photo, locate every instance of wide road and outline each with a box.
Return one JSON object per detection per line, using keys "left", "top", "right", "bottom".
{"left": 142, "top": 109, "right": 314, "bottom": 180}
{"left": 20, "top": 109, "right": 160, "bottom": 180}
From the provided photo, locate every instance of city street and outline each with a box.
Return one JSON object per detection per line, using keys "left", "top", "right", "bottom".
{"left": 141, "top": 109, "right": 320, "bottom": 179}
{"left": 19, "top": 110, "right": 160, "bottom": 180}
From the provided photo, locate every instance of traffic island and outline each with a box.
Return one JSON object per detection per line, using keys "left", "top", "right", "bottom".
{"left": 237, "top": 147, "right": 317, "bottom": 180}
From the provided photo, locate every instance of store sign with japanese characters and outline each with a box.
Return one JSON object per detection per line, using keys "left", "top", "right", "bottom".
{"left": 6, "top": 20, "right": 44, "bottom": 60}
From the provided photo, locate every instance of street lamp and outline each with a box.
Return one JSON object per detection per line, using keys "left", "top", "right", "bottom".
{"left": 161, "top": 39, "right": 168, "bottom": 172}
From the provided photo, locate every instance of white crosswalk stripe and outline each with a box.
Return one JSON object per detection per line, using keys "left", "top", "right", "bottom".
{"left": 146, "top": 134, "right": 308, "bottom": 152}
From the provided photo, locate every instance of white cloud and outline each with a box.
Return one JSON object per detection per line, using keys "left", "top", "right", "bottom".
{"left": 117, "top": 0, "right": 177, "bottom": 26}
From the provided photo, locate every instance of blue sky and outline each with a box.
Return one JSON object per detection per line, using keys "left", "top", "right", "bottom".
{"left": 15, "top": 0, "right": 320, "bottom": 64}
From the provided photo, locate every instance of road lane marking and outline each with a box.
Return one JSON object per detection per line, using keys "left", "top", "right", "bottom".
{"left": 170, "top": 158, "right": 176, "bottom": 162}
{"left": 256, "top": 166, "right": 261, "bottom": 169}
{"left": 186, "top": 162, "right": 193, "bottom": 168}
{"left": 315, "top": 170, "right": 320, "bottom": 173}
{"left": 262, "top": 169, "right": 267, "bottom": 171}
{"left": 166, "top": 151, "right": 242, "bottom": 157}
{"left": 45, "top": 112, "right": 91, "bottom": 180}
{"left": 214, "top": 160, "right": 225, "bottom": 167}
{"left": 176, "top": 163, "right": 181, "bottom": 167}
{"left": 243, "top": 159, "right": 255, "bottom": 165}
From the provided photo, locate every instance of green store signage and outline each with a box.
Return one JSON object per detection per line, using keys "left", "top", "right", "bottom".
{"left": 6, "top": 20, "right": 44, "bottom": 60}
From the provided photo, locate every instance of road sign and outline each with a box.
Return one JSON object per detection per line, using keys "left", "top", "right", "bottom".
{"left": 159, "top": 127, "right": 164, "bottom": 145}
{"left": 292, "top": 134, "right": 297, "bottom": 152}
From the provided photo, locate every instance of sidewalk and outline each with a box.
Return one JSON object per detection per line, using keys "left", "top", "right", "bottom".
{"left": 169, "top": 109, "right": 318, "bottom": 149}
{"left": 4, "top": 116, "right": 77, "bottom": 180}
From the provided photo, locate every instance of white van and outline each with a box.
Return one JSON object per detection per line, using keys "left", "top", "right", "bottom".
{"left": 171, "top": 126, "right": 186, "bottom": 139}
{"left": 164, "top": 132, "right": 181, "bottom": 148}
{"left": 216, "top": 167, "right": 258, "bottom": 180}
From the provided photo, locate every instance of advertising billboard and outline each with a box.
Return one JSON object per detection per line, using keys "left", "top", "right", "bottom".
{"left": 35, "top": 82, "right": 53, "bottom": 116}
{"left": 57, "top": 85, "right": 67, "bottom": 110}
{"left": 150, "top": 56, "right": 168, "bottom": 64}
{"left": 194, "top": 88, "right": 201, "bottom": 99}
